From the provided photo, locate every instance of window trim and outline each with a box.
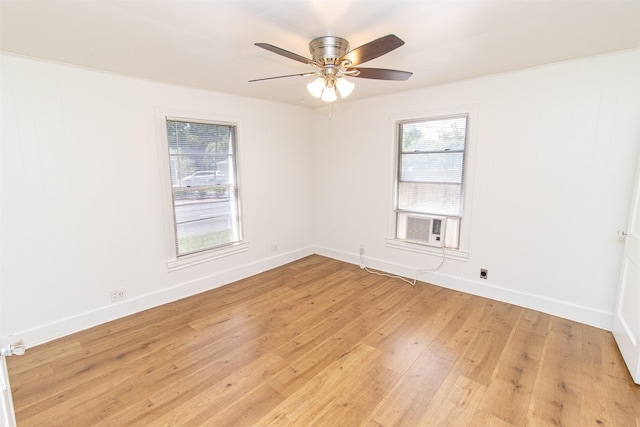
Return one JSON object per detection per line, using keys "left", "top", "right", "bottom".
{"left": 385, "top": 237, "right": 470, "bottom": 261}
{"left": 387, "top": 104, "right": 479, "bottom": 259}
{"left": 155, "top": 107, "right": 247, "bottom": 270}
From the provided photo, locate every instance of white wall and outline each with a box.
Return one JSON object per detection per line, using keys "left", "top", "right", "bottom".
{"left": 1, "top": 49, "right": 638, "bottom": 348}
{"left": 312, "top": 49, "right": 640, "bottom": 329}
{"left": 0, "top": 54, "right": 315, "bottom": 347}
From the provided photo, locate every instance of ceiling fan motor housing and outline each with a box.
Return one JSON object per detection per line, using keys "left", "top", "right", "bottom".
{"left": 309, "top": 36, "right": 350, "bottom": 66}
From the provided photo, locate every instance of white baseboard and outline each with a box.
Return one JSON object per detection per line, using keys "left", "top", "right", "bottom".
{"left": 6, "top": 247, "right": 314, "bottom": 348}
{"left": 3, "top": 244, "right": 613, "bottom": 349}
{"left": 314, "top": 246, "right": 614, "bottom": 331}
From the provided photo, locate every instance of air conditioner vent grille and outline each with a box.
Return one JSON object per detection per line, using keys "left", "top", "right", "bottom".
{"left": 405, "top": 215, "right": 445, "bottom": 247}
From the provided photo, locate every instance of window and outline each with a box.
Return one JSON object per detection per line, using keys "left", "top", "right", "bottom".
{"left": 395, "top": 114, "right": 468, "bottom": 249}
{"left": 165, "top": 117, "right": 241, "bottom": 257}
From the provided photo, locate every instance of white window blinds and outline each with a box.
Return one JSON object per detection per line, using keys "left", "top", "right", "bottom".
{"left": 397, "top": 115, "right": 467, "bottom": 216}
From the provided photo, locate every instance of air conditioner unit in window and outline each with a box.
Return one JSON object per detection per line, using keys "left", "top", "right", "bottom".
{"left": 405, "top": 214, "right": 446, "bottom": 247}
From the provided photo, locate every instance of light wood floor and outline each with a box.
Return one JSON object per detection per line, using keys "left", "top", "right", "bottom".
{"left": 8, "top": 255, "right": 640, "bottom": 426}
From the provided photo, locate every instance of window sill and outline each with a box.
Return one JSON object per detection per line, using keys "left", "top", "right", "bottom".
{"left": 385, "top": 238, "right": 469, "bottom": 261}
{"left": 167, "top": 242, "right": 249, "bottom": 272}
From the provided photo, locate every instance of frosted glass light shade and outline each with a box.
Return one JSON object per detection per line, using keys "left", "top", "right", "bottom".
{"left": 307, "top": 78, "right": 325, "bottom": 98}
{"left": 336, "top": 77, "right": 354, "bottom": 98}
{"left": 320, "top": 86, "right": 337, "bottom": 102}
{"left": 307, "top": 76, "right": 353, "bottom": 102}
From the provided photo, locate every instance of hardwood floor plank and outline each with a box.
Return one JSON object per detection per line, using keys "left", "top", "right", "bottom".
{"left": 257, "top": 344, "right": 380, "bottom": 426}
{"left": 361, "top": 284, "right": 449, "bottom": 371}
{"left": 272, "top": 274, "right": 393, "bottom": 360}
{"left": 580, "top": 324, "right": 615, "bottom": 426}
{"left": 202, "top": 383, "right": 286, "bottom": 427}
{"left": 267, "top": 275, "right": 419, "bottom": 398}
{"left": 147, "top": 352, "right": 288, "bottom": 426}
{"left": 417, "top": 375, "right": 487, "bottom": 425}
{"left": 367, "top": 341, "right": 458, "bottom": 427}
{"left": 453, "top": 302, "right": 522, "bottom": 386}
{"left": 475, "top": 310, "right": 547, "bottom": 426}
{"left": 6, "top": 255, "right": 639, "bottom": 426}
{"left": 530, "top": 317, "right": 583, "bottom": 426}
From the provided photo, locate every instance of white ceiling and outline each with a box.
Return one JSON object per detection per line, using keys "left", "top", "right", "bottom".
{"left": 1, "top": 0, "right": 639, "bottom": 107}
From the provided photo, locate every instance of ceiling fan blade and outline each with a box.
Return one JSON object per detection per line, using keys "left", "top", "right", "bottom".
{"left": 249, "top": 73, "right": 314, "bottom": 82}
{"left": 338, "top": 34, "right": 405, "bottom": 67}
{"left": 254, "top": 43, "right": 311, "bottom": 65}
{"left": 351, "top": 67, "right": 413, "bottom": 81}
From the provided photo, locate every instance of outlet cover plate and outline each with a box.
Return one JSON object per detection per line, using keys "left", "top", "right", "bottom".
{"left": 110, "top": 288, "right": 126, "bottom": 302}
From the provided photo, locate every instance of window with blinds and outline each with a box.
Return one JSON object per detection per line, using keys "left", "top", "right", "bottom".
{"left": 396, "top": 114, "right": 468, "bottom": 248}
{"left": 166, "top": 118, "right": 241, "bottom": 257}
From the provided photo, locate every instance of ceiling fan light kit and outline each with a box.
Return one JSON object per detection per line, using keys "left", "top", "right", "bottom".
{"left": 307, "top": 75, "right": 354, "bottom": 101}
{"left": 251, "top": 34, "right": 413, "bottom": 103}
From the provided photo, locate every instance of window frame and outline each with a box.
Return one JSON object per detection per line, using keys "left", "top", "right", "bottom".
{"left": 386, "top": 105, "right": 478, "bottom": 260}
{"left": 155, "top": 108, "right": 248, "bottom": 271}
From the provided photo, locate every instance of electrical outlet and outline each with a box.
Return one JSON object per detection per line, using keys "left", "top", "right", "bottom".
{"left": 480, "top": 269, "right": 488, "bottom": 280}
{"left": 359, "top": 244, "right": 365, "bottom": 255}
{"left": 271, "top": 243, "right": 279, "bottom": 252}
{"left": 110, "top": 288, "right": 126, "bottom": 302}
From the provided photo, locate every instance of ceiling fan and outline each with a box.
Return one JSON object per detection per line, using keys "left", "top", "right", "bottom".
{"left": 249, "top": 34, "right": 412, "bottom": 102}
